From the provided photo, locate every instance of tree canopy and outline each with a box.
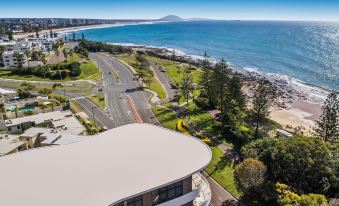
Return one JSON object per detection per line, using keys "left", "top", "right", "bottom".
{"left": 242, "top": 136, "right": 338, "bottom": 196}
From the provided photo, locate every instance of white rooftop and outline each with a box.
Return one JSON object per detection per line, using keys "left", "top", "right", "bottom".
{"left": 41, "top": 133, "right": 92, "bottom": 145}
{"left": 20, "top": 127, "right": 50, "bottom": 138}
{"left": 5, "top": 111, "right": 72, "bottom": 127}
{"left": 0, "top": 124, "right": 212, "bottom": 206}
{"left": 0, "top": 87, "right": 16, "bottom": 95}
{"left": 0, "top": 41, "right": 16, "bottom": 46}
{"left": 51, "top": 116, "right": 85, "bottom": 135}
{"left": 0, "top": 134, "right": 25, "bottom": 155}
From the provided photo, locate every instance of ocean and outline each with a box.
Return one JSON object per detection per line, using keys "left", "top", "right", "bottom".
{"left": 71, "top": 20, "right": 339, "bottom": 99}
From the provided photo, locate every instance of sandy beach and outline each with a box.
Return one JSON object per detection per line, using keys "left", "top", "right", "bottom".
{"left": 13, "top": 24, "right": 119, "bottom": 39}
{"left": 270, "top": 99, "right": 323, "bottom": 136}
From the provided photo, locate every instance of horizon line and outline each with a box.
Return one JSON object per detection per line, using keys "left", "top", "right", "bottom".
{"left": 1, "top": 17, "right": 339, "bottom": 23}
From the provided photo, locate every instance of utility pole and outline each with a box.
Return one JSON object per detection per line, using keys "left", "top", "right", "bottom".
{"left": 59, "top": 70, "right": 66, "bottom": 98}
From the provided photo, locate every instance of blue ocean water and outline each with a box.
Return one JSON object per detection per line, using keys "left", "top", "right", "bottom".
{"left": 74, "top": 21, "right": 339, "bottom": 92}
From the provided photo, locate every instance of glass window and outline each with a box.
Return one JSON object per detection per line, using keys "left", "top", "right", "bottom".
{"left": 115, "top": 195, "right": 143, "bottom": 206}
{"left": 152, "top": 181, "right": 183, "bottom": 205}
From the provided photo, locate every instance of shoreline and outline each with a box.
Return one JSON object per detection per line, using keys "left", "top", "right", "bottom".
{"left": 122, "top": 44, "right": 327, "bottom": 136}
{"left": 13, "top": 23, "right": 134, "bottom": 39}
{"left": 15, "top": 23, "right": 329, "bottom": 136}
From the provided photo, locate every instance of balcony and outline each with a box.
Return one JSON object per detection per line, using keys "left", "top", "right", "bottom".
{"left": 193, "top": 172, "right": 211, "bottom": 206}
{"left": 155, "top": 172, "right": 211, "bottom": 206}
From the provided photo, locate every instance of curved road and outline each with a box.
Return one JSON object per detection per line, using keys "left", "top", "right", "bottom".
{"left": 90, "top": 53, "right": 159, "bottom": 126}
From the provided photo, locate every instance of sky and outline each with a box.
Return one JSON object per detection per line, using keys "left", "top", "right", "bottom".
{"left": 1, "top": 0, "right": 339, "bottom": 21}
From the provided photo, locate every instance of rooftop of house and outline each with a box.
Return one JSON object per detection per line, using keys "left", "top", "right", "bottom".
{"left": 0, "top": 41, "right": 16, "bottom": 46}
{"left": 0, "top": 123, "right": 212, "bottom": 206}
{"left": 40, "top": 133, "right": 91, "bottom": 145}
{"left": 51, "top": 115, "right": 85, "bottom": 135}
{"left": 20, "top": 127, "right": 50, "bottom": 138}
{"left": 0, "top": 134, "right": 26, "bottom": 156}
{"left": 0, "top": 87, "right": 16, "bottom": 95}
{"left": 5, "top": 111, "right": 73, "bottom": 127}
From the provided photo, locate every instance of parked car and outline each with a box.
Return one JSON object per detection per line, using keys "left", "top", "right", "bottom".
{"left": 159, "top": 66, "right": 167, "bottom": 72}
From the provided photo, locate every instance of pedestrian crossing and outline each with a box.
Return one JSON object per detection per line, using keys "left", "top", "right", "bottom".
{"left": 69, "top": 96, "right": 86, "bottom": 101}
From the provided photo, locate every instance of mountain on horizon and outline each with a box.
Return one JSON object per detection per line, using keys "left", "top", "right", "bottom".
{"left": 158, "top": 15, "right": 184, "bottom": 21}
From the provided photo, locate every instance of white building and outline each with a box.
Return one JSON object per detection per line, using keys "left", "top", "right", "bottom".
{"left": 27, "top": 37, "right": 56, "bottom": 52}
{"left": 4, "top": 110, "right": 84, "bottom": 134}
{"left": 2, "top": 50, "right": 28, "bottom": 68}
{"left": 0, "top": 124, "right": 212, "bottom": 206}
{"left": 14, "top": 41, "right": 32, "bottom": 52}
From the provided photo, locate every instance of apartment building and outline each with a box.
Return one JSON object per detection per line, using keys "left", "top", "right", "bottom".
{"left": 2, "top": 50, "right": 27, "bottom": 68}
{"left": 0, "top": 124, "right": 212, "bottom": 206}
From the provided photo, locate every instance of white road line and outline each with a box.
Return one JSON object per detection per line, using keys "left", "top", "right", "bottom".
{"left": 76, "top": 99, "right": 106, "bottom": 127}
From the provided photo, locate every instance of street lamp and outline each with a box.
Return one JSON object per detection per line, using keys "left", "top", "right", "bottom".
{"left": 91, "top": 107, "right": 97, "bottom": 127}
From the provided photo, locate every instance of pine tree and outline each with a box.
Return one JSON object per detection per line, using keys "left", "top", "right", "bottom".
{"left": 35, "top": 27, "right": 39, "bottom": 38}
{"left": 8, "top": 30, "right": 13, "bottom": 40}
{"left": 314, "top": 92, "right": 339, "bottom": 142}
{"left": 72, "top": 32, "right": 76, "bottom": 41}
{"left": 50, "top": 28, "right": 53, "bottom": 38}
{"left": 199, "top": 52, "right": 213, "bottom": 106}
{"left": 180, "top": 71, "right": 193, "bottom": 105}
{"left": 82, "top": 33, "right": 85, "bottom": 40}
{"left": 252, "top": 81, "right": 272, "bottom": 139}
{"left": 210, "top": 58, "right": 231, "bottom": 113}
{"left": 222, "top": 74, "right": 246, "bottom": 131}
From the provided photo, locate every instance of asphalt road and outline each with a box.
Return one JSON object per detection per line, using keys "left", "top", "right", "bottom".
{"left": 90, "top": 53, "right": 160, "bottom": 126}
{"left": 59, "top": 91, "right": 116, "bottom": 129}
{"left": 148, "top": 60, "right": 176, "bottom": 102}
{"left": 61, "top": 52, "right": 237, "bottom": 205}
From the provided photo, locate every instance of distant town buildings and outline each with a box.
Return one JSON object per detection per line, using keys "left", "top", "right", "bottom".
{"left": 0, "top": 18, "right": 150, "bottom": 35}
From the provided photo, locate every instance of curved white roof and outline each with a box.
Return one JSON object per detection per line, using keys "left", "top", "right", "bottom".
{"left": 0, "top": 124, "right": 211, "bottom": 206}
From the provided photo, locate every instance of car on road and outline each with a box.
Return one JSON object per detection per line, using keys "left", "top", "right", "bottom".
{"left": 159, "top": 66, "right": 167, "bottom": 72}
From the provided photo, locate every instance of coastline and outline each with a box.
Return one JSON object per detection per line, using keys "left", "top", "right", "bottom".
{"left": 126, "top": 44, "right": 326, "bottom": 136}
{"left": 15, "top": 21, "right": 330, "bottom": 136}
{"left": 13, "top": 23, "right": 123, "bottom": 39}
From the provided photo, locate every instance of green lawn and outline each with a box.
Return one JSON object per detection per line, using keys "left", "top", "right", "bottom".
{"left": 148, "top": 76, "right": 167, "bottom": 99}
{"left": 117, "top": 54, "right": 167, "bottom": 99}
{"left": 0, "top": 53, "right": 101, "bottom": 82}
{"left": 87, "top": 94, "right": 106, "bottom": 110}
{"left": 152, "top": 105, "right": 178, "bottom": 130}
{"left": 67, "top": 53, "right": 83, "bottom": 63}
{"left": 183, "top": 102, "right": 217, "bottom": 136}
{"left": 77, "top": 60, "right": 102, "bottom": 80}
{"left": 146, "top": 56, "right": 201, "bottom": 86}
{"left": 205, "top": 147, "right": 240, "bottom": 198}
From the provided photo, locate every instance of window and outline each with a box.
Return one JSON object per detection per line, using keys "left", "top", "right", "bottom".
{"left": 115, "top": 195, "right": 143, "bottom": 206}
{"left": 152, "top": 181, "right": 183, "bottom": 205}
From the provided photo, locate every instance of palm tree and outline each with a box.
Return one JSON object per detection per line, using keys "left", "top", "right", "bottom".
{"left": 52, "top": 83, "right": 62, "bottom": 90}
{"left": 38, "top": 88, "right": 52, "bottom": 96}
{"left": 62, "top": 48, "right": 67, "bottom": 60}
{"left": 55, "top": 49, "right": 60, "bottom": 63}
{"left": 0, "top": 103, "right": 6, "bottom": 120}
{"left": 42, "top": 54, "right": 47, "bottom": 65}
{"left": 24, "top": 50, "right": 31, "bottom": 68}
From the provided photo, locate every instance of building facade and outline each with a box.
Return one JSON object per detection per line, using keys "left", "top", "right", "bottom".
{"left": 2, "top": 50, "right": 27, "bottom": 68}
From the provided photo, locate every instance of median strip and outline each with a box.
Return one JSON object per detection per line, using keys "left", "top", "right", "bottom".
{"left": 127, "top": 95, "right": 143, "bottom": 123}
